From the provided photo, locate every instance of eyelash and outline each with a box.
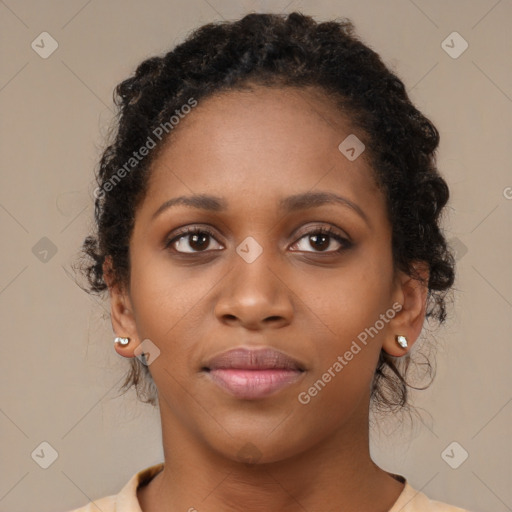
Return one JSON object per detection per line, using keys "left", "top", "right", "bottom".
{"left": 164, "top": 225, "right": 352, "bottom": 255}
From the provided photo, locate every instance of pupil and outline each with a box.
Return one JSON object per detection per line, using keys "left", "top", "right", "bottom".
{"left": 311, "top": 234, "right": 329, "bottom": 251}
{"left": 190, "top": 233, "right": 209, "bottom": 251}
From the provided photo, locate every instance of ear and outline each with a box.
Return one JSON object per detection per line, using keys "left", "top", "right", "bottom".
{"left": 103, "top": 256, "right": 140, "bottom": 359}
{"left": 383, "top": 261, "right": 430, "bottom": 357}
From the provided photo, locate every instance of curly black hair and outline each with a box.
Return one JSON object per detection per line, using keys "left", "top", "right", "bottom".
{"left": 80, "top": 11, "right": 455, "bottom": 414}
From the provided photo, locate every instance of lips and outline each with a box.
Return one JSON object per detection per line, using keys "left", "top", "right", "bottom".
{"left": 205, "top": 347, "right": 305, "bottom": 371}
{"left": 203, "top": 348, "right": 306, "bottom": 400}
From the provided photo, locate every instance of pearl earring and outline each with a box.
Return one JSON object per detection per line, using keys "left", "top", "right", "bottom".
{"left": 115, "top": 337, "right": 130, "bottom": 346}
{"left": 395, "top": 335, "right": 408, "bottom": 349}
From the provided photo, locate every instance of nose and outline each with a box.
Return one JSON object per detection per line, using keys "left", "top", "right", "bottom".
{"left": 214, "top": 249, "right": 294, "bottom": 330}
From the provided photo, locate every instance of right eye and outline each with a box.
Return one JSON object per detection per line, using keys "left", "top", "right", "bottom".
{"left": 165, "top": 226, "right": 224, "bottom": 254}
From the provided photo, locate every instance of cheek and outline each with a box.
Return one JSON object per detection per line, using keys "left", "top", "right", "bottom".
{"left": 128, "top": 249, "right": 214, "bottom": 356}
{"left": 306, "top": 254, "right": 394, "bottom": 341}
{"left": 298, "top": 251, "right": 394, "bottom": 403}
{"left": 294, "top": 274, "right": 392, "bottom": 425}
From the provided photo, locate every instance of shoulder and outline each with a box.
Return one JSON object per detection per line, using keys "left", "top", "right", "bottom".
{"left": 64, "top": 462, "right": 165, "bottom": 512}
{"left": 390, "top": 480, "right": 472, "bottom": 512}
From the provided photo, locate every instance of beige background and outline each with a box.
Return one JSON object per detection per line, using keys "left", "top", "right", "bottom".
{"left": 1, "top": 1, "right": 511, "bottom": 511}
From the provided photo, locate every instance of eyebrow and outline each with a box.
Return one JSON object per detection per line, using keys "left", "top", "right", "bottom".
{"left": 151, "top": 191, "right": 369, "bottom": 224}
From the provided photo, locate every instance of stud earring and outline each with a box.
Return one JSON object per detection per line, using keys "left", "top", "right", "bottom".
{"left": 115, "top": 337, "right": 130, "bottom": 346}
{"left": 395, "top": 335, "right": 408, "bottom": 349}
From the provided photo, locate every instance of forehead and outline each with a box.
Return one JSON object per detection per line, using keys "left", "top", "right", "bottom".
{"left": 142, "top": 85, "right": 384, "bottom": 221}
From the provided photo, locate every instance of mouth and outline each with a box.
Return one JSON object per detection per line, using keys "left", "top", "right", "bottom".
{"left": 202, "top": 347, "right": 306, "bottom": 400}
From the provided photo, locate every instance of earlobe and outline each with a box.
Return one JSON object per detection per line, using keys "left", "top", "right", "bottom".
{"left": 383, "top": 261, "right": 429, "bottom": 357}
{"left": 103, "top": 257, "right": 140, "bottom": 358}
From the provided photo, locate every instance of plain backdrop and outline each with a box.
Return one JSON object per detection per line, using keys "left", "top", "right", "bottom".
{"left": 0, "top": 1, "right": 510, "bottom": 511}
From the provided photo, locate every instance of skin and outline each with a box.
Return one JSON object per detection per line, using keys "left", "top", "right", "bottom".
{"left": 106, "top": 85, "right": 429, "bottom": 512}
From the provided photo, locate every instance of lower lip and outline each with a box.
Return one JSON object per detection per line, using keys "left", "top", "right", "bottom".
{"left": 207, "top": 369, "right": 304, "bottom": 400}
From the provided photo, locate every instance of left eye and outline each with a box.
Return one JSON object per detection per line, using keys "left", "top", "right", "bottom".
{"left": 291, "top": 228, "right": 351, "bottom": 253}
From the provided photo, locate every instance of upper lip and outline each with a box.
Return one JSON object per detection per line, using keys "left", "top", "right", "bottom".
{"left": 203, "top": 347, "right": 305, "bottom": 371}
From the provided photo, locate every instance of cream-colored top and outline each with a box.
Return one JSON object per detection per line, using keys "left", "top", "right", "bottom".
{"left": 67, "top": 463, "right": 471, "bottom": 512}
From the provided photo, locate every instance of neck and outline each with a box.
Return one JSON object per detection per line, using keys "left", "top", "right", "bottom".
{"left": 138, "top": 398, "right": 404, "bottom": 512}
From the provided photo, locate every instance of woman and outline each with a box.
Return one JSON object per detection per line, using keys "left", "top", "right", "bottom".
{"left": 70, "top": 11, "right": 470, "bottom": 512}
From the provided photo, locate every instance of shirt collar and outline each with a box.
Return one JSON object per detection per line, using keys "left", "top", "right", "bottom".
{"left": 116, "top": 462, "right": 164, "bottom": 511}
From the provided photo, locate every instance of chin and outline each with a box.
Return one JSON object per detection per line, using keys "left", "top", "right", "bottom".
{"left": 199, "top": 421, "right": 319, "bottom": 466}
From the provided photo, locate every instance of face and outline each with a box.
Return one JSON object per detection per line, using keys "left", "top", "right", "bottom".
{"left": 111, "top": 85, "right": 423, "bottom": 464}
